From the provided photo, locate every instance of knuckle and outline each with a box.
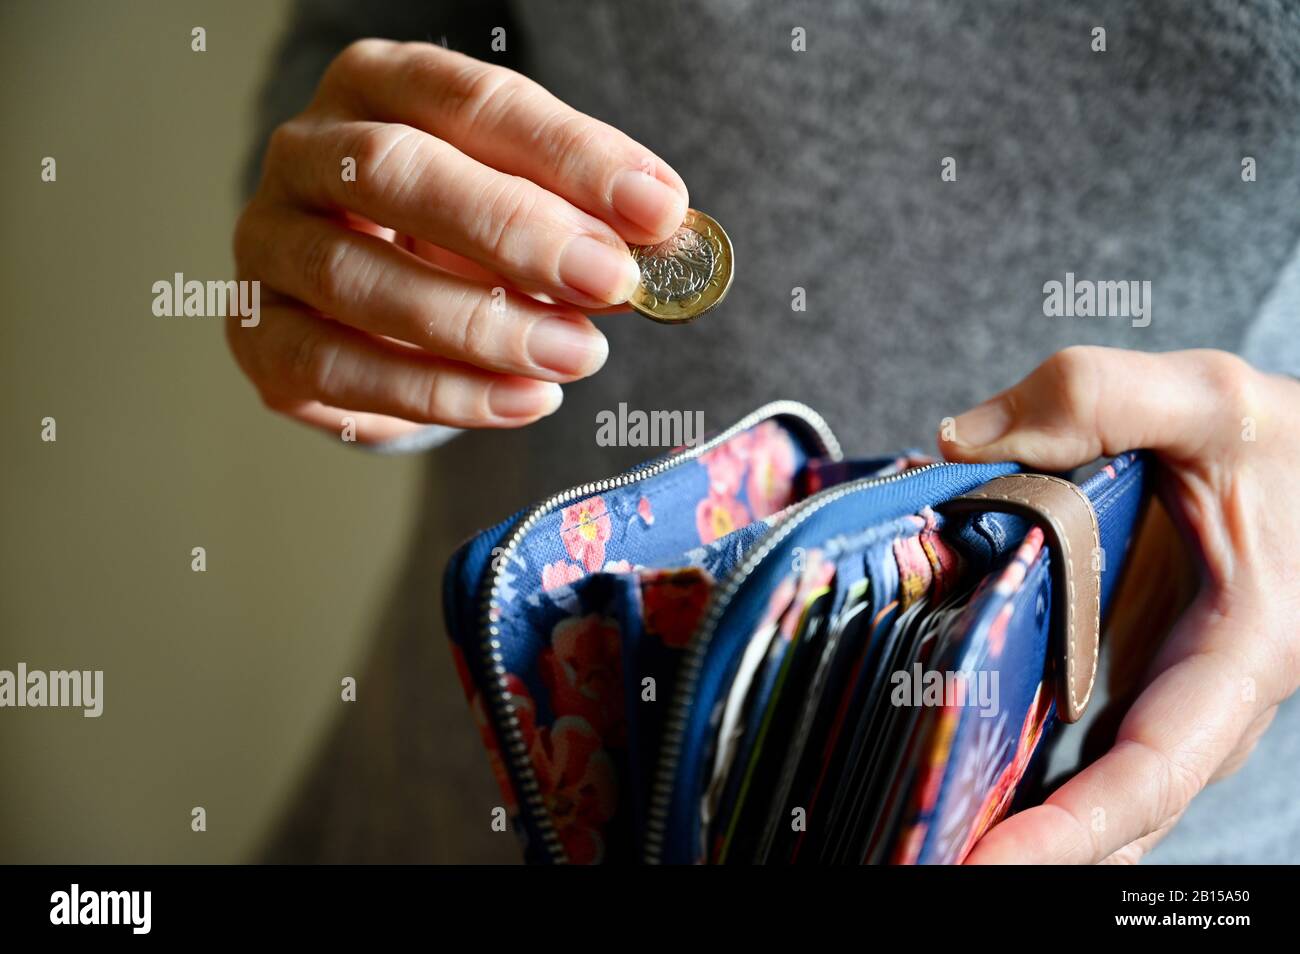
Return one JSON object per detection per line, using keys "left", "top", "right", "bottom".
{"left": 287, "top": 325, "right": 342, "bottom": 399}
{"left": 1144, "top": 743, "right": 1206, "bottom": 828}
{"left": 438, "top": 59, "right": 517, "bottom": 132}
{"left": 349, "top": 123, "right": 421, "bottom": 203}
{"left": 1106, "top": 843, "right": 1146, "bottom": 865}
{"left": 1040, "top": 346, "right": 1101, "bottom": 424}
{"left": 418, "top": 368, "right": 456, "bottom": 423}
{"left": 225, "top": 310, "right": 289, "bottom": 406}
{"left": 1199, "top": 350, "right": 1256, "bottom": 417}
{"left": 1044, "top": 345, "right": 1099, "bottom": 386}
{"left": 453, "top": 292, "right": 507, "bottom": 366}
{"left": 539, "top": 109, "right": 605, "bottom": 175}
{"left": 479, "top": 178, "right": 539, "bottom": 264}
{"left": 1162, "top": 761, "right": 1206, "bottom": 823}
{"left": 328, "top": 38, "right": 391, "bottom": 87}
{"left": 264, "top": 121, "right": 298, "bottom": 167}
{"left": 1042, "top": 803, "right": 1101, "bottom": 862}
{"left": 260, "top": 121, "right": 309, "bottom": 193}
{"left": 301, "top": 229, "right": 352, "bottom": 306}
{"left": 418, "top": 365, "right": 490, "bottom": 425}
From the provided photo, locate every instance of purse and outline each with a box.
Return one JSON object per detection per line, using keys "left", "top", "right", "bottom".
{"left": 442, "top": 401, "right": 1150, "bottom": 864}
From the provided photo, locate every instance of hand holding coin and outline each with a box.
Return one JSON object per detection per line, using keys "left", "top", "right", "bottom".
{"left": 229, "top": 40, "right": 696, "bottom": 440}
{"left": 628, "top": 209, "right": 734, "bottom": 323}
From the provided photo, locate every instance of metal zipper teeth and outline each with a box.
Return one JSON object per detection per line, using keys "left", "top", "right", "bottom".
{"left": 642, "top": 459, "right": 960, "bottom": 864}
{"left": 477, "top": 400, "right": 842, "bottom": 865}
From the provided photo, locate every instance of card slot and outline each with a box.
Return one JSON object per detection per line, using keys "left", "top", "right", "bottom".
{"left": 820, "top": 595, "right": 929, "bottom": 863}
{"left": 720, "top": 587, "right": 835, "bottom": 863}
{"left": 709, "top": 555, "right": 835, "bottom": 861}
{"left": 753, "top": 571, "right": 871, "bottom": 864}
{"left": 794, "top": 585, "right": 902, "bottom": 862}
{"left": 854, "top": 594, "right": 973, "bottom": 862}
{"left": 699, "top": 578, "right": 796, "bottom": 849}
{"left": 785, "top": 578, "right": 880, "bottom": 863}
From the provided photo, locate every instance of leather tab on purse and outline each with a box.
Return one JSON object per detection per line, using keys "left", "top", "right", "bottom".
{"left": 939, "top": 473, "right": 1101, "bottom": 723}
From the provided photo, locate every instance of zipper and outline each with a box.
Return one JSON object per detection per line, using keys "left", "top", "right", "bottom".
{"left": 476, "top": 401, "right": 842, "bottom": 864}
{"left": 642, "top": 459, "right": 965, "bottom": 864}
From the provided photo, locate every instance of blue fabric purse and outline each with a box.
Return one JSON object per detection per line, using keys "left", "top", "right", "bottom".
{"left": 443, "top": 402, "right": 1149, "bottom": 864}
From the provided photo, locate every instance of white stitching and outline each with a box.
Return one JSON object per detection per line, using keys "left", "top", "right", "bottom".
{"left": 959, "top": 475, "right": 1101, "bottom": 717}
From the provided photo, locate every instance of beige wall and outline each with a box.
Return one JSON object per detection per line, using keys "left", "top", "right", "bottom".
{"left": 0, "top": 0, "right": 422, "bottom": 862}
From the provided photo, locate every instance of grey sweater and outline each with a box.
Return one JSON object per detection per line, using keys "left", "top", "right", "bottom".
{"left": 253, "top": 0, "right": 1300, "bottom": 863}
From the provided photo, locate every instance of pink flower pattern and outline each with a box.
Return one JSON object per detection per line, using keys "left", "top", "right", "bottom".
{"left": 693, "top": 423, "right": 801, "bottom": 543}
{"left": 453, "top": 421, "right": 820, "bottom": 862}
{"left": 540, "top": 613, "right": 626, "bottom": 745}
{"left": 699, "top": 432, "right": 752, "bottom": 497}
{"left": 641, "top": 567, "right": 714, "bottom": 649}
{"left": 542, "top": 560, "right": 584, "bottom": 591}
{"left": 532, "top": 716, "right": 618, "bottom": 864}
{"left": 696, "top": 492, "right": 750, "bottom": 544}
{"left": 560, "top": 496, "right": 612, "bottom": 572}
{"left": 746, "top": 421, "right": 798, "bottom": 518}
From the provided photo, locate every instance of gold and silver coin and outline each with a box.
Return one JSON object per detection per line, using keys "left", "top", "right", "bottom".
{"left": 628, "top": 209, "right": 734, "bottom": 323}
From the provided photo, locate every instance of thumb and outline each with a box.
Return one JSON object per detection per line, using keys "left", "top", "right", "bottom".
{"left": 937, "top": 347, "right": 1259, "bottom": 470}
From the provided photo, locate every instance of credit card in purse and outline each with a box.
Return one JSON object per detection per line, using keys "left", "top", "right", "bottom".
{"left": 442, "top": 402, "right": 1150, "bottom": 864}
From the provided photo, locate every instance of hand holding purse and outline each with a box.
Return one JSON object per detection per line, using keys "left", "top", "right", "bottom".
{"left": 443, "top": 401, "right": 1149, "bottom": 864}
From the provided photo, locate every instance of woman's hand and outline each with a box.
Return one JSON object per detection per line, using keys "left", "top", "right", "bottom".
{"left": 230, "top": 39, "right": 687, "bottom": 442}
{"left": 939, "top": 346, "right": 1300, "bottom": 864}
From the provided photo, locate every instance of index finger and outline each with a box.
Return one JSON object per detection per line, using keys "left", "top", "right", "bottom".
{"left": 324, "top": 39, "right": 688, "bottom": 246}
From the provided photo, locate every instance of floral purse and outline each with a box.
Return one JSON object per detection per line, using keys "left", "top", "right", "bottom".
{"left": 443, "top": 401, "right": 1150, "bottom": 864}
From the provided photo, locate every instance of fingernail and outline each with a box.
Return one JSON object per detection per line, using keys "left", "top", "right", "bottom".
{"left": 558, "top": 235, "right": 642, "bottom": 304}
{"left": 952, "top": 399, "right": 1012, "bottom": 446}
{"left": 489, "top": 379, "right": 563, "bottom": 419}
{"left": 611, "top": 169, "right": 687, "bottom": 237}
{"left": 526, "top": 316, "right": 609, "bottom": 377}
